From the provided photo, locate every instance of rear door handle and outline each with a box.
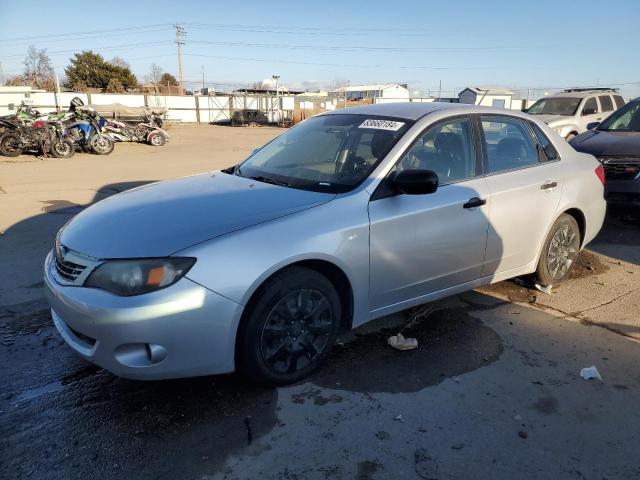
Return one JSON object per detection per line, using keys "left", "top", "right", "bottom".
{"left": 463, "top": 197, "right": 486, "bottom": 209}
{"left": 541, "top": 181, "right": 558, "bottom": 190}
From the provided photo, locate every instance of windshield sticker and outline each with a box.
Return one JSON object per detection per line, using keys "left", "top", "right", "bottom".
{"left": 359, "top": 119, "right": 405, "bottom": 131}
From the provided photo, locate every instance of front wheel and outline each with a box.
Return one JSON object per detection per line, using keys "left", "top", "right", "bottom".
{"left": 237, "top": 267, "right": 342, "bottom": 386}
{"left": 0, "top": 132, "right": 23, "bottom": 157}
{"left": 90, "top": 134, "right": 114, "bottom": 155}
{"left": 50, "top": 139, "right": 75, "bottom": 158}
{"left": 535, "top": 214, "right": 581, "bottom": 287}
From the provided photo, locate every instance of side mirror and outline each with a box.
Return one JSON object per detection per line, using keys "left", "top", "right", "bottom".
{"left": 582, "top": 107, "right": 597, "bottom": 116}
{"left": 586, "top": 122, "right": 600, "bottom": 130}
{"left": 391, "top": 169, "right": 439, "bottom": 195}
{"left": 7, "top": 103, "right": 14, "bottom": 110}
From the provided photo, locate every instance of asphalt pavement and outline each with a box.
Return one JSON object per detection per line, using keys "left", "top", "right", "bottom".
{"left": 1, "top": 129, "right": 638, "bottom": 479}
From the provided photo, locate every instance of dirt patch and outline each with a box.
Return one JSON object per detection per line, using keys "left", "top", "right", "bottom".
{"left": 484, "top": 250, "right": 610, "bottom": 304}
{"left": 312, "top": 306, "right": 503, "bottom": 394}
{"left": 569, "top": 250, "right": 609, "bottom": 279}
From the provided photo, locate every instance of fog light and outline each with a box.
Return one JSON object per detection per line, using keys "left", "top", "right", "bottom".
{"left": 115, "top": 343, "right": 168, "bottom": 367}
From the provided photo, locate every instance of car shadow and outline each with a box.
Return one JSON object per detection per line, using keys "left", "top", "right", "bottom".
{"left": 588, "top": 206, "right": 640, "bottom": 266}
{"left": 0, "top": 181, "right": 157, "bottom": 308}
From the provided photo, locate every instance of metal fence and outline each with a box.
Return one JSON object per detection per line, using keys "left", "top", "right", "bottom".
{"left": 0, "top": 91, "right": 296, "bottom": 124}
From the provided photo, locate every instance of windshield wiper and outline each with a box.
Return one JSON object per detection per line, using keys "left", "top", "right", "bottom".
{"left": 247, "top": 175, "right": 291, "bottom": 187}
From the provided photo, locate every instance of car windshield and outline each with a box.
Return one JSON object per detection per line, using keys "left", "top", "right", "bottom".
{"left": 232, "top": 114, "right": 412, "bottom": 193}
{"left": 598, "top": 102, "right": 640, "bottom": 132}
{"left": 527, "top": 97, "right": 581, "bottom": 116}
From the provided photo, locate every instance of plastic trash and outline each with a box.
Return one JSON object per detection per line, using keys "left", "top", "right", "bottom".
{"left": 534, "top": 283, "right": 553, "bottom": 294}
{"left": 580, "top": 365, "right": 602, "bottom": 381}
{"left": 388, "top": 333, "right": 418, "bottom": 351}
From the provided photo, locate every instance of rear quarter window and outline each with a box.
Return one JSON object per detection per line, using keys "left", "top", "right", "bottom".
{"left": 529, "top": 122, "right": 560, "bottom": 162}
{"left": 613, "top": 95, "right": 625, "bottom": 109}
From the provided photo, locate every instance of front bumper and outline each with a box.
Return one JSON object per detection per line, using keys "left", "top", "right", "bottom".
{"left": 44, "top": 250, "right": 242, "bottom": 380}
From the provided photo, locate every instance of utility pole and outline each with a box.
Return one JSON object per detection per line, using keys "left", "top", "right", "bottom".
{"left": 174, "top": 24, "right": 186, "bottom": 95}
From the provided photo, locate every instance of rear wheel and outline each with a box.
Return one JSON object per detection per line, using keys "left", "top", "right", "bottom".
{"left": 50, "top": 139, "right": 75, "bottom": 158}
{"left": 148, "top": 132, "right": 165, "bottom": 146}
{"left": 0, "top": 132, "right": 23, "bottom": 157}
{"left": 237, "top": 267, "right": 342, "bottom": 386}
{"left": 535, "top": 214, "right": 581, "bottom": 287}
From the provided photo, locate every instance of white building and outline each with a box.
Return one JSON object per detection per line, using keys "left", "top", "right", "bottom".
{"left": 458, "top": 86, "right": 514, "bottom": 109}
{"left": 333, "top": 83, "right": 410, "bottom": 101}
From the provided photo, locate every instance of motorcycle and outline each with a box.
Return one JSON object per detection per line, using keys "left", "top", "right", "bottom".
{"left": 64, "top": 105, "right": 114, "bottom": 155}
{"left": 0, "top": 119, "right": 74, "bottom": 158}
{"left": 103, "top": 113, "right": 169, "bottom": 146}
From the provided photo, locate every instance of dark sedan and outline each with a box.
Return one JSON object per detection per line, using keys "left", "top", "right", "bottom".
{"left": 570, "top": 98, "right": 640, "bottom": 206}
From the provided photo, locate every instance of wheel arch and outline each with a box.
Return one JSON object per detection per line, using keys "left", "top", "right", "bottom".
{"left": 233, "top": 258, "right": 356, "bottom": 367}
{"left": 532, "top": 206, "right": 587, "bottom": 272}
{"left": 563, "top": 207, "right": 586, "bottom": 247}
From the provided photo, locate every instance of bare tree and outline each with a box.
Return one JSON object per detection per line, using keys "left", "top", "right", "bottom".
{"left": 23, "top": 45, "right": 55, "bottom": 90}
{"left": 110, "top": 56, "right": 130, "bottom": 69}
{"left": 146, "top": 63, "right": 163, "bottom": 84}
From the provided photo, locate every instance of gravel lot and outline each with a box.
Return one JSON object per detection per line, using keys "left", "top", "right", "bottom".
{"left": 1, "top": 125, "right": 639, "bottom": 479}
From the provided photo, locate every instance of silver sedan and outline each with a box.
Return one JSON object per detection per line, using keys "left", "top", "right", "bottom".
{"left": 44, "top": 103, "right": 606, "bottom": 385}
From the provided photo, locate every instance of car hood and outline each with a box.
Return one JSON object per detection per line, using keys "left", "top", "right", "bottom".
{"left": 60, "top": 172, "right": 335, "bottom": 258}
{"left": 569, "top": 130, "right": 640, "bottom": 157}
{"left": 530, "top": 114, "right": 571, "bottom": 126}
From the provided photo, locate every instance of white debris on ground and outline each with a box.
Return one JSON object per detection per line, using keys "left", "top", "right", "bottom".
{"left": 388, "top": 333, "right": 418, "bottom": 351}
{"left": 580, "top": 365, "right": 602, "bottom": 381}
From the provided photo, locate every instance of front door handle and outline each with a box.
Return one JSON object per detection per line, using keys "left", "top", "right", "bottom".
{"left": 541, "top": 181, "right": 558, "bottom": 190}
{"left": 463, "top": 197, "right": 486, "bottom": 209}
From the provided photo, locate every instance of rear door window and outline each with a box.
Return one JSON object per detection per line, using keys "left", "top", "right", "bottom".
{"left": 598, "top": 95, "right": 614, "bottom": 112}
{"left": 582, "top": 97, "right": 599, "bottom": 115}
{"left": 480, "top": 115, "right": 539, "bottom": 173}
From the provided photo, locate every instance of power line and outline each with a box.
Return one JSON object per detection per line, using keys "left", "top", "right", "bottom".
{"left": 0, "top": 23, "right": 173, "bottom": 44}
{"left": 188, "top": 39, "right": 566, "bottom": 52}
{"left": 183, "top": 53, "right": 539, "bottom": 71}
{"left": 0, "top": 27, "right": 172, "bottom": 47}
{"left": 1, "top": 41, "right": 174, "bottom": 59}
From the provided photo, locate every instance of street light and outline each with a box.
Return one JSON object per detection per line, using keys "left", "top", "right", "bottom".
{"left": 272, "top": 74, "right": 280, "bottom": 124}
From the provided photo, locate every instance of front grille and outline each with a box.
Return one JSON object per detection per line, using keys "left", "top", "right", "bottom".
{"left": 55, "top": 255, "right": 86, "bottom": 281}
{"left": 600, "top": 158, "right": 640, "bottom": 180}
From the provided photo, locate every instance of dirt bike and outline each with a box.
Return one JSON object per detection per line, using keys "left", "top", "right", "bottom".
{"left": 0, "top": 119, "right": 74, "bottom": 158}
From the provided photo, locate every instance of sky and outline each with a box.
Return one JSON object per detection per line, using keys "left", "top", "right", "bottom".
{"left": 1, "top": 0, "right": 639, "bottom": 99}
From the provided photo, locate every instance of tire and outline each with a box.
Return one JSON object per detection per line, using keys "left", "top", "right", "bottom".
{"left": 50, "top": 139, "right": 75, "bottom": 158}
{"left": 0, "top": 132, "right": 23, "bottom": 157}
{"left": 564, "top": 133, "right": 576, "bottom": 142}
{"left": 535, "top": 214, "right": 581, "bottom": 287}
{"left": 237, "top": 267, "right": 342, "bottom": 386}
{"left": 90, "top": 134, "right": 114, "bottom": 155}
{"left": 148, "top": 132, "right": 165, "bottom": 146}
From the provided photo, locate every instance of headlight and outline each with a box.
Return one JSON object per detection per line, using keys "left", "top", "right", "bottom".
{"left": 552, "top": 126, "right": 567, "bottom": 137}
{"left": 85, "top": 257, "right": 196, "bottom": 296}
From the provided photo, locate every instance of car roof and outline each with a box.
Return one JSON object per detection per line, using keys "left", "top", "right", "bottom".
{"left": 320, "top": 102, "right": 467, "bottom": 121}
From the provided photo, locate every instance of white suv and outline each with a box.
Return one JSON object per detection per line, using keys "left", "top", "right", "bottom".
{"left": 527, "top": 88, "right": 625, "bottom": 141}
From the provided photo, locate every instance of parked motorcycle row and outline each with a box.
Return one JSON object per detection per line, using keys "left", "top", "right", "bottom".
{"left": 0, "top": 98, "right": 169, "bottom": 159}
